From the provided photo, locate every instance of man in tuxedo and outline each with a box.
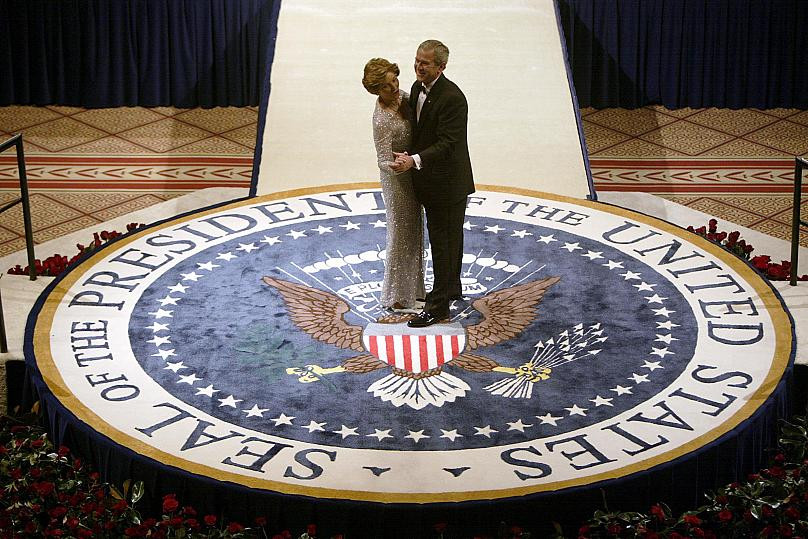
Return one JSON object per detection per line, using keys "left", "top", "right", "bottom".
{"left": 392, "top": 40, "right": 474, "bottom": 328}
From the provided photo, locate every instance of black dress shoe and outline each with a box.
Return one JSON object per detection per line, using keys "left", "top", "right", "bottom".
{"left": 407, "top": 311, "right": 447, "bottom": 328}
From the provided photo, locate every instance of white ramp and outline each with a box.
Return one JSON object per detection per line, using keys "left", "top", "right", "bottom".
{"left": 254, "top": 0, "right": 591, "bottom": 198}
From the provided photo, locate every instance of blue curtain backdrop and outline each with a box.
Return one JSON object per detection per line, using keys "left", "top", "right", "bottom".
{"left": 0, "top": 0, "right": 277, "bottom": 108}
{"left": 557, "top": 0, "right": 808, "bottom": 109}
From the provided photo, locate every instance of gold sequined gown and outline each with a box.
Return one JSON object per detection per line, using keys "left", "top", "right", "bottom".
{"left": 372, "top": 91, "right": 425, "bottom": 308}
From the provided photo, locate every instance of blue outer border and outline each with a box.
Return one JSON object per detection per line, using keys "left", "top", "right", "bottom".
{"left": 553, "top": 0, "right": 597, "bottom": 201}
{"left": 248, "top": 0, "right": 282, "bottom": 197}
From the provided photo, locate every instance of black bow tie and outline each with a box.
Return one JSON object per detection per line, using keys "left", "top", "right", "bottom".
{"left": 420, "top": 85, "right": 428, "bottom": 95}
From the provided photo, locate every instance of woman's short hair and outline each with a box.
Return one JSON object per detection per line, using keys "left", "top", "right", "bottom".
{"left": 363, "top": 58, "right": 399, "bottom": 95}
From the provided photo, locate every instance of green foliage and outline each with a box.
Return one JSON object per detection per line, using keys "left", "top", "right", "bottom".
{"left": 578, "top": 416, "right": 808, "bottom": 538}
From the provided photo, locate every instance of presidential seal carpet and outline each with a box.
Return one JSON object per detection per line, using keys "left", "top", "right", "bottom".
{"left": 26, "top": 185, "right": 793, "bottom": 535}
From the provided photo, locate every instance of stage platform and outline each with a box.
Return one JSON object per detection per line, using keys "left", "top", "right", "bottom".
{"left": 20, "top": 185, "right": 795, "bottom": 535}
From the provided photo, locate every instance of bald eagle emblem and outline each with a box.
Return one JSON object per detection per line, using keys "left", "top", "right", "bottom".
{"left": 262, "top": 275, "right": 605, "bottom": 410}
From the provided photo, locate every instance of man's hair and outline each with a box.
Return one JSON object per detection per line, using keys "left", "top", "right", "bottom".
{"left": 362, "top": 58, "right": 400, "bottom": 95}
{"left": 418, "top": 40, "right": 449, "bottom": 67}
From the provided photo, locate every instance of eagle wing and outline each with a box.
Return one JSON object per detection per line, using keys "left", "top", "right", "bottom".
{"left": 465, "top": 276, "right": 560, "bottom": 349}
{"left": 262, "top": 276, "right": 364, "bottom": 352}
{"left": 342, "top": 354, "right": 388, "bottom": 373}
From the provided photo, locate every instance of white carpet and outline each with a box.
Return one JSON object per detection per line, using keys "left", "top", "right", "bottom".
{"left": 255, "top": 0, "right": 591, "bottom": 198}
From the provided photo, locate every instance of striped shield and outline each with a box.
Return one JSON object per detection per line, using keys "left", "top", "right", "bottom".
{"left": 362, "top": 322, "right": 466, "bottom": 374}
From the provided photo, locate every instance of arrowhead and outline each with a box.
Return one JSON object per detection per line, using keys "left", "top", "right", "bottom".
{"left": 443, "top": 467, "right": 471, "bottom": 477}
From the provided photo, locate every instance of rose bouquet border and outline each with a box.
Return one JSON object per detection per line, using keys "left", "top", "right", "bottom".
{"left": 575, "top": 416, "right": 808, "bottom": 538}
{"left": 687, "top": 218, "right": 807, "bottom": 282}
{"left": 6, "top": 223, "right": 145, "bottom": 278}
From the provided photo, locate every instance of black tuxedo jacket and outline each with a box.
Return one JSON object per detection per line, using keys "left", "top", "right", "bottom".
{"left": 408, "top": 74, "right": 474, "bottom": 206}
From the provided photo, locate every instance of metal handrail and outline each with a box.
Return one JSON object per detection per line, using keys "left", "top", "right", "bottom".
{"left": 0, "top": 133, "right": 37, "bottom": 353}
{"left": 791, "top": 157, "right": 808, "bottom": 286}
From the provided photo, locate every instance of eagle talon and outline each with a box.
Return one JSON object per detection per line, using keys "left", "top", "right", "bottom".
{"left": 286, "top": 364, "right": 345, "bottom": 383}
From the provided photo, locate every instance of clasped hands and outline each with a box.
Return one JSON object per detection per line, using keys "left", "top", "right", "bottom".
{"left": 391, "top": 152, "right": 414, "bottom": 173}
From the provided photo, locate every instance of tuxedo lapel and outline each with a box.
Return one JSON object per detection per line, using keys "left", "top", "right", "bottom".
{"left": 417, "top": 74, "right": 446, "bottom": 129}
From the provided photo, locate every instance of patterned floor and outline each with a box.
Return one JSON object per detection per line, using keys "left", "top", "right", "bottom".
{"left": 0, "top": 104, "right": 805, "bottom": 261}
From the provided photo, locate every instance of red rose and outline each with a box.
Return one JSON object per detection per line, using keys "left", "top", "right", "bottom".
{"left": 692, "top": 527, "right": 705, "bottom": 537}
{"left": 168, "top": 516, "right": 183, "bottom": 527}
{"left": 48, "top": 506, "right": 68, "bottom": 519}
{"left": 751, "top": 255, "right": 770, "bottom": 269}
{"left": 203, "top": 515, "right": 217, "bottom": 526}
{"left": 254, "top": 516, "right": 267, "bottom": 526}
{"left": 183, "top": 505, "right": 197, "bottom": 516}
{"left": 786, "top": 506, "right": 800, "bottom": 520}
{"left": 433, "top": 522, "right": 448, "bottom": 533}
{"left": 34, "top": 482, "right": 55, "bottom": 497}
{"left": 683, "top": 514, "right": 702, "bottom": 526}
{"left": 228, "top": 522, "right": 245, "bottom": 533}
{"left": 762, "top": 505, "right": 774, "bottom": 517}
{"left": 607, "top": 523, "right": 622, "bottom": 534}
{"left": 162, "top": 494, "right": 179, "bottom": 513}
{"left": 185, "top": 518, "right": 200, "bottom": 530}
{"left": 718, "top": 509, "right": 732, "bottom": 522}
{"left": 89, "top": 472, "right": 100, "bottom": 482}
{"left": 57, "top": 446, "right": 70, "bottom": 457}
{"left": 31, "top": 438, "right": 44, "bottom": 448}
{"left": 306, "top": 523, "right": 317, "bottom": 535}
{"left": 66, "top": 517, "right": 79, "bottom": 529}
{"left": 650, "top": 504, "right": 666, "bottom": 521}
{"left": 112, "top": 500, "right": 127, "bottom": 512}
{"left": 760, "top": 525, "right": 775, "bottom": 537}
{"left": 780, "top": 524, "right": 793, "bottom": 537}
